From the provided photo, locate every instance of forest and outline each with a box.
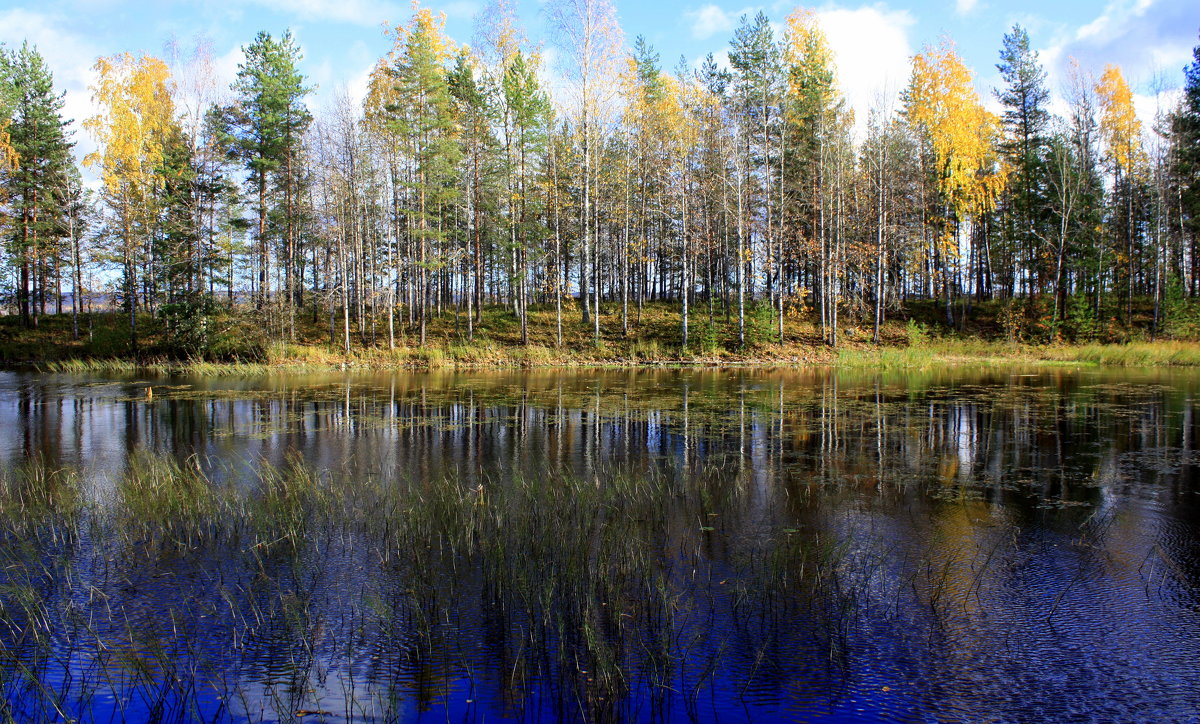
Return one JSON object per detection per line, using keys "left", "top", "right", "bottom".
{"left": 2, "top": 0, "right": 1200, "bottom": 363}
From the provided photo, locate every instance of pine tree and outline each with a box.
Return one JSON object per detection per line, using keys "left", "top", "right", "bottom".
{"left": 221, "top": 29, "right": 311, "bottom": 334}
{"left": 782, "top": 9, "right": 846, "bottom": 345}
{"left": 446, "top": 49, "right": 494, "bottom": 341}
{"left": 1, "top": 43, "right": 73, "bottom": 328}
{"left": 729, "top": 11, "right": 782, "bottom": 346}
{"left": 502, "top": 51, "right": 550, "bottom": 344}
{"left": 995, "top": 25, "right": 1050, "bottom": 298}
{"left": 386, "top": 7, "right": 462, "bottom": 345}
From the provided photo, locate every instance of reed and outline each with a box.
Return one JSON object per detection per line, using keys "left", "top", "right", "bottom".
{"left": 0, "top": 452, "right": 1038, "bottom": 722}
{"left": 1041, "top": 341, "right": 1200, "bottom": 366}
{"left": 0, "top": 459, "right": 82, "bottom": 526}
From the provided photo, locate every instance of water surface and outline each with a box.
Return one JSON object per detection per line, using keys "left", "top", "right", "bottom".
{"left": 0, "top": 366, "right": 1198, "bottom": 722}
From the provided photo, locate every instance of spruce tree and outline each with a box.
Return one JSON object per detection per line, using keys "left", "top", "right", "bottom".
{"left": 155, "top": 124, "right": 207, "bottom": 352}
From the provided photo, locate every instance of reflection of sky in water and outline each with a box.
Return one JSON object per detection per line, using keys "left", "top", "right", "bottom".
{"left": 1, "top": 367, "right": 1199, "bottom": 721}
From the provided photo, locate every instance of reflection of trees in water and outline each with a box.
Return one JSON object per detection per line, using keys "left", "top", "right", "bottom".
{"left": 0, "top": 461, "right": 860, "bottom": 720}
{"left": 0, "top": 367, "right": 1199, "bottom": 719}
{"left": 4, "top": 368, "right": 1200, "bottom": 505}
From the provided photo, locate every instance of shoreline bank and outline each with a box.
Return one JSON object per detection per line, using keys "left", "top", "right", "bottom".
{"left": 12, "top": 338, "right": 1200, "bottom": 375}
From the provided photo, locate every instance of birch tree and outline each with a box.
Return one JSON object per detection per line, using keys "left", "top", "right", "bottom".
{"left": 546, "top": 0, "right": 624, "bottom": 344}
{"left": 84, "top": 53, "right": 175, "bottom": 354}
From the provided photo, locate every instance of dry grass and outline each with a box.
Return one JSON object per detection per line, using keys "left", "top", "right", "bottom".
{"left": 10, "top": 303, "right": 1200, "bottom": 371}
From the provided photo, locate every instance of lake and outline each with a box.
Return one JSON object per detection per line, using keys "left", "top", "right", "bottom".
{"left": 0, "top": 366, "right": 1198, "bottom": 722}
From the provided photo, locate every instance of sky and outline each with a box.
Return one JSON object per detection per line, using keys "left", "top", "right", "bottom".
{"left": 1, "top": 0, "right": 1197, "bottom": 164}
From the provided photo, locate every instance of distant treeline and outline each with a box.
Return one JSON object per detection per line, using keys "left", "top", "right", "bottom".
{"left": 2, "top": 2, "right": 1200, "bottom": 357}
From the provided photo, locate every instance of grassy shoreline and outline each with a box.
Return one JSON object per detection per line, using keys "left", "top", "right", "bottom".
{"left": 7, "top": 302, "right": 1200, "bottom": 373}
{"left": 19, "top": 338, "right": 1200, "bottom": 374}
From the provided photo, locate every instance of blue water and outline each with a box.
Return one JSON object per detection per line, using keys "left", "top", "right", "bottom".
{"left": 0, "top": 366, "right": 1198, "bottom": 721}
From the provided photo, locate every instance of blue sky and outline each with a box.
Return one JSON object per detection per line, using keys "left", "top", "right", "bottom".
{"left": 1, "top": 0, "right": 1196, "bottom": 158}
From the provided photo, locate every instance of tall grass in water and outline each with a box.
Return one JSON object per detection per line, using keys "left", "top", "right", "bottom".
{"left": 38, "top": 357, "right": 271, "bottom": 375}
{"left": 0, "top": 460, "right": 82, "bottom": 527}
{"left": 836, "top": 339, "right": 1027, "bottom": 369}
{"left": 37, "top": 357, "right": 139, "bottom": 373}
{"left": 0, "top": 454, "right": 857, "bottom": 722}
{"left": 837, "top": 338, "right": 1200, "bottom": 368}
{"left": 1044, "top": 341, "right": 1200, "bottom": 366}
{"left": 30, "top": 336, "right": 1200, "bottom": 372}
{"left": 117, "top": 453, "right": 229, "bottom": 546}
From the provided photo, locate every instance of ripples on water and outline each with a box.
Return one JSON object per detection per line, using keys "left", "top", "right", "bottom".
{"left": 0, "top": 366, "right": 1198, "bottom": 722}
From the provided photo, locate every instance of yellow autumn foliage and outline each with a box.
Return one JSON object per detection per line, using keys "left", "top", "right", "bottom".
{"left": 905, "top": 41, "right": 1007, "bottom": 220}
{"left": 83, "top": 53, "right": 175, "bottom": 212}
{"left": 365, "top": 4, "right": 458, "bottom": 141}
{"left": 783, "top": 8, "right": 840, "bottom": 117}
{"left": 0, "top": 110, "right": 15, "bottom": 171}
{"left": 364, "top": 58, "right": 399, "bottom": 134}
{"left": 1095, "top": 64, "right": 1147, "bottom": 178}
{"left": 404, "top": 7, "right": 456, "bottom": 66}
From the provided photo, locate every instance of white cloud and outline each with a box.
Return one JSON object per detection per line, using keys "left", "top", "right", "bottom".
{"left": 955, "top": 0, "right": 979, "bottom": 16}
{"left": 687, "top": 4, "right": 738, "bottom": 40}
{"left": 1134, "top": 88, "right": 1182, "bottom": 132}
{"left": 815, "top": 5, "right": 915, "bottom": 137}
{"left": 685, "top": 3, "right": 762, "bottom": 41}
{"left": 241, "top": 0, "right": 403, "bottom": 26}
{"left": 0, "top": 8, "right": 102, "bottom": 165}
{"left": 1074, "top": 0, "right": 1155, "bottom": 43}
{"left": 301, "top": 37, "right": 375, "bottom": 107}
{"left": 442, "top": 1, "right": 482, "bottom": 20}
{"left": 213, "top": 45, "right": 245, "bottom": 86}
{"left": 239, "top": 0, "right": 479, "bottom": 26}
{"left": 535, "top": 45, "right": 573, "bottom": 110}
{"left": 1040, "top": 0, "right": 1195, "bottom": 128}
{"left": 1045, "top": 0, "right": 1193, "bottom": 86}
{"left": 680, "top": 4, "right": 913, "bottom": 136}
